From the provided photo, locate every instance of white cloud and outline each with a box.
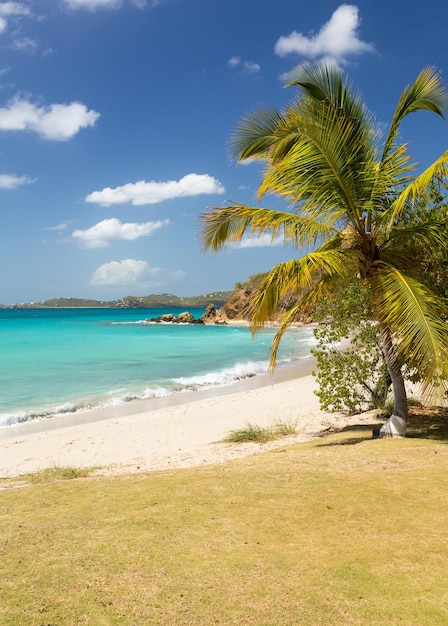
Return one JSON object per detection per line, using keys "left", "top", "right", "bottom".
{"left": 85, "top": 173, "right": 225, "bottom": 207}
{"left": 11, "top": 37, "right": 38, "bottom": 53}
{"left": 72, "top": 217, "right": 169, "bottom": 248}
{"left": 274, "top": 4, "right": 374, "bottom": 66}
{"left": 0, "top": 2, "right": 30, "bottom": 32}
{"left": 228, "top": 56, "right": 240, "bottom": 68}
{"left": 45, "top": 221, "right": 74, "bottom": 232}
{"left": 228, "top": 56, "right": 261, "bottom": 74}
{"left": 63, "top": 0, "right": 122, "bottom": 8}
{"left": 0, "top": 96, "right": 100, "bottom": 140}
{"left": 228, "top": 234, "right": 284, "bottom": 249}
{"left": 0, "top": 172, "right": 35, "bottom": 188}
{"left": 91, "top": 259, "right": 157, "bottom": 286}
{"left": 62, "top": 0, "right": 150, "bottom": 10}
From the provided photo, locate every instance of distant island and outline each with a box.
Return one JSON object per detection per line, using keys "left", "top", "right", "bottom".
{"left": 1, "top": 292, "right": 233, "bottom": 309}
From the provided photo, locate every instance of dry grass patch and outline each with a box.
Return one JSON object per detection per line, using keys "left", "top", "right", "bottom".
{"left": 222, "top": 418, "right": 298, "bottom": 443}
{"left": 1, "top": 409, "right": 448, "bottom": 625}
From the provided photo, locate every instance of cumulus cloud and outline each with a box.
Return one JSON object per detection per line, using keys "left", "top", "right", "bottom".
{"left": 0, "top": 2, "right": 31, "bottom": 33}
{"left": 91, "top": 259, "right": 157, "bottom": 286}
{"left": 0, "top": 96, "right": 100, "bottom": 140}
{"left": 72, "top": 217, "right": 169, "bottom": 248}
{"left": 228, "top": 56, "right": 261, "bottom": 74}
{"left": 62, "top": 0, "right": 151, "bottom": 10}
{"left": 0, "top": 172, "right": 35, "bottom": 188}
{"left": 274, "top": 4, "right": 374, "bottom": 67}
{"left": 85, "top": 173, "right": 225, "bottom": 207}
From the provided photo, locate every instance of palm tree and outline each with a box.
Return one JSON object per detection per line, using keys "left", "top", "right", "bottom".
{"left": 200, "top": 64, "right": 448, "bottom": 435}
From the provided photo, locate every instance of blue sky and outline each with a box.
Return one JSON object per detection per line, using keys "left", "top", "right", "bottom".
{"left": 1, "top": 0, "right": 447, "bottom": 304}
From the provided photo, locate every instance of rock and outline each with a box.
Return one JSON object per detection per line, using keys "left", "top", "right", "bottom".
{"left": 221, "top": 290, "right": 252, "bottom": 320}
{"left": 177, "top": 311, "right": 195, "bottom": 323}
{"left": 159, "top": 313, "right": 175, "bottom": 322}
{"left": 201, "top": 303, "right": 228, "bottom": 325}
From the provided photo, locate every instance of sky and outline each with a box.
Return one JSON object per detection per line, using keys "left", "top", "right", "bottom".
{"left": 1, "top": 0, "right": 448, "bottom": 304}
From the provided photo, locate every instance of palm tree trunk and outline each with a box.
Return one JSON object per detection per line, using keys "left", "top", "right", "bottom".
{"left": 379, "top": 323, "right": 408, "bottom": 437}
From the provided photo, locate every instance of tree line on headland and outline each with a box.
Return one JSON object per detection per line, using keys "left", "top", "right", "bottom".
{"left": 0, "top": 292, "right": 233, "bottom": 309}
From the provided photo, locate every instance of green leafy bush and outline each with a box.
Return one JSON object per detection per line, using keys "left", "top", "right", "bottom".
{"left": 311, "top": 281, "right": 391, "bottom": 414}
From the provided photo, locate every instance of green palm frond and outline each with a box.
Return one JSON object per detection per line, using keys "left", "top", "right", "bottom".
{"left": 385, "top": 149, "right": 448, "bottom": 231}
{"left": 370, "top": 144, "right": 415, "bottom": 232}
{"left": 249, "top": 248, "right": 358, "bottom": 328}
{"left": 286, "top": 62, "right": 347, "bottom": 102}
{"left": 230, "top": 108, "right": 285, "bottom": 162}
{"left": 258, "top": 102, "right": 376, "bottom": 233}
{"left": 382, "top": 219, "right": 448, "bottom": 256}
{"left": 200, "top": 204, "right": 338, "bottom": 252}
{"left": 267, "top": 271, "right": 350, "bottom": 368}
{"left": 371, "top": 264, "right": 448, "bottom": 396}
{"left": 286, "top": 62, "right": 367, "bottom": 125}
{"left": 382, "top": 67, "right": 447, "bottom": 161}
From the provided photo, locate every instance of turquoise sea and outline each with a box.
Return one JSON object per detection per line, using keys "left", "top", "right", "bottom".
{"left": 0, "top": 308, "right": 315, "bottom": 428}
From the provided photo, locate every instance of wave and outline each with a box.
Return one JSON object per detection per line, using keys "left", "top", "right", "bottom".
{"left": 172, "top": 360, "right": 269, "bottom": 390}
{"left": 0, "top": 346, "right": 316, "bottom": 429}
{"left": 0, "top": 358, "right": 282, "bottom": 428}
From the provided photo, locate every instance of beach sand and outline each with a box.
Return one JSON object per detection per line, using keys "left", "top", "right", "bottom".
{"left": 0, "top": 362, "right": 382, "bottom": 478}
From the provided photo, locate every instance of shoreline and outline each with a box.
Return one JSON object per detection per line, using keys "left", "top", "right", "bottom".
{"left": 0, "top": 356, "right": 316, "bottom": 439}
{"left": 0, "top": 360, "right": 382, "bottom": 479}
{"left": 0, "top": 316, "right": 316, "bottom": 435}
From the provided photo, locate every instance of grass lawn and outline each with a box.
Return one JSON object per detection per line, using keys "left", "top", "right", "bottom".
{"left": 1, "top": 408, "right": 448, "bottom": 625}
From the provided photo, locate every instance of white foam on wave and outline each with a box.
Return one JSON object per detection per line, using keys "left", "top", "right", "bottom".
{"left": 0, "top": 386, "right": 176, "bottom": 428}
{"left": 0, "top": 350, "right": 312, "bottom": 429}
{"left": 173, "top": 360, "right": 269, "bottom": 390}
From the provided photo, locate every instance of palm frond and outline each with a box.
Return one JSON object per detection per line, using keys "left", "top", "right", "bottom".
{"left": 230, "top": 108, "right": 285, "bottom": 162}
{"left": 249, "top": 249, "right": 358, "bottom": 328}
{"left": 267, "top": 271, "right": 351, "bottom": 368}
{"left": 382, "top": 67, "right": 447, "bottom": 161}
{"left": 199, "top": 204, "right": 337, "bottom": 252}
{"left": 382, "top": 219, "right": 448, "bottom": 256}
{"left": 385, "top": 149, "right": 448, "bottom": 231}
{"left": 371, "top": 263, "right": 448, "bottom": 397}
{"left": 257, "top": 100, "right": 376, "bottom": 233}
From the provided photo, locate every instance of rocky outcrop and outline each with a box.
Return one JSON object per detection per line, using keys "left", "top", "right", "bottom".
{"left": 220, "top": 288, "right": 312, "bottom": 323}
{"left": 200, "top": 303, "right": 228, "bottom": 325}
{"left": 144, "top": 307, "right": 228, "bottom": 325}
{"left": 221, "top": 289, "right": 253, "bottom": 320}
{"left": 145, "top": 311, "right": 204, "bottom": 324}
{"left": 177, "top": 311, "right": 196, "bottom": 323}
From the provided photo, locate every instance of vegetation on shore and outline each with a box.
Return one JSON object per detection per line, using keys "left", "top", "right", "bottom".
{"left": 222, "top": 418, "right": 298, "bottom": 443}
{"left": 1, "top": 410, "right": 448, "bottom": 625}
{"left": 200, "top": 64, "right": 448, "bottom": 433}
{"left": 2, "top": 291, "right": 232, "bottom": 309}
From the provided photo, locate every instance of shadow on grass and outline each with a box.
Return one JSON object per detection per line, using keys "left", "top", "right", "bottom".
{"left": 316, "top": 407, "right": 448, "bottom": 447}
{"left": 406, "top": 406, "right": 448, "bottom": 441}
{"left": 316, "top": 424, "right": 374, "bottom": 447}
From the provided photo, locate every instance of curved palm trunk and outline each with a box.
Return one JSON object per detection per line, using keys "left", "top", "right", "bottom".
{"left": 379, "top": 324, "right": 408, "bottom": 437}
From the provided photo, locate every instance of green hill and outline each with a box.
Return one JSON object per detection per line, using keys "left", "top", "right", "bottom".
{"left": 5, "top": 292, "right": 233, "bottom": 309}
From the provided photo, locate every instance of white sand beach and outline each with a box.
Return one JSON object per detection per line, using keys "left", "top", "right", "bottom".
{"left": 0, "top": 362, "right": 383, "bottom": 479}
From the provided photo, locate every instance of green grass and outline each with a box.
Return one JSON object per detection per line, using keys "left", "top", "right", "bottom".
{"left": 1, "top": 408, "right": 448, "bottom": 625}
{"left": 222, "top": 418, "right": 298, "bottom": 443}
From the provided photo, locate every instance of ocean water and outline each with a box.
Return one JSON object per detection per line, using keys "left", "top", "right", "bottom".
{"left": 0, "top": 307, "right": 315, "bottom": 428}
